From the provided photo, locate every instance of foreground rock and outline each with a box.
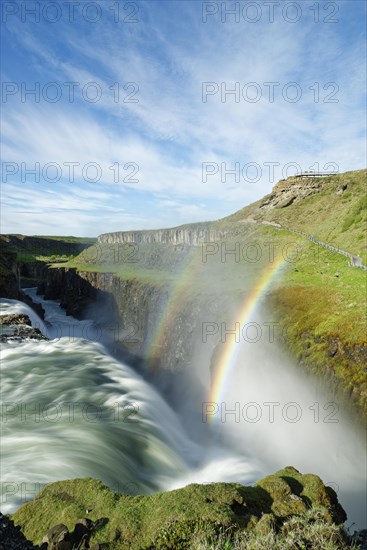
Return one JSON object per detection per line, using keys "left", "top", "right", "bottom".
{"left": 11, "top": 467, "right": 358, "bottom": 549}
{"left": 0, "top": 314, "right": 32, "bottom": 325}
{"left": 0, "top": 512, "right": 40, "bottom": 549}
{"left": 0, "top": 313, "right": 48, "bottom": 343}
{"left": 41, "top": 518, "right": 99, "bottom": 549}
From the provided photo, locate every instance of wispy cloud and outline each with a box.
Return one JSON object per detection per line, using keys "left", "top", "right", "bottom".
{"left": 1, "top": 0, "right": 366, "bottom": 235}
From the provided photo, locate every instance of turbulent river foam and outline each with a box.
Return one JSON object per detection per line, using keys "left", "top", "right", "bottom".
{"left": 1, "top": 290, "right": 366, "bottom": 531}
{"left": 0, "top": 292, "right": 260, "bottom": 515}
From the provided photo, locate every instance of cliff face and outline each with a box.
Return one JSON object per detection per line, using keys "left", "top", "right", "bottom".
{"left": 39, "top": 267, "right": 116, "bottom": 321}
{"left": 258, "top": 176, "right": 337, "bottom": 210}
{"left": 37, "top": 266, "right": 234, "bottom": 384}
{"left": 0, "top": 237, "right": 20, "bottom": 298}
{"left": 0, "top": 234, "right": 94, "bottom": 295}
{"left": 18, "top": 261, "right": 48, "bottom": 286}
{"left": 98, "top": 223, "right": 226, "bottom": 246}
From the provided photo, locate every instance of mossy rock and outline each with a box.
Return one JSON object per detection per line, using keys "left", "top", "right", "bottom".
{"left": 253, "top": 513, "right": 276, "bottom": 535}
{"left": 12, "top": 467, "right": 347, "bottom": 549}
{"left": 256, "top": 466, "right": 346, "bottom": 525}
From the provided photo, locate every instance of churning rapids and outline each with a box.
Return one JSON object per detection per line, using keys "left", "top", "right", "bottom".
{"left": 1, "top": 290, "right": 366, "bottom": 531}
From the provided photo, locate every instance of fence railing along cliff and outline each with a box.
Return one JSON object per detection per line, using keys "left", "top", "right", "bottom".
{"left": 263, "top": 222, "right": 366, "bottom": 270}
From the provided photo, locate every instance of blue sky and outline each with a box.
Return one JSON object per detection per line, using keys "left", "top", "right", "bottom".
{"left": 1, "top": 0, "right": 366, "bottom": 236}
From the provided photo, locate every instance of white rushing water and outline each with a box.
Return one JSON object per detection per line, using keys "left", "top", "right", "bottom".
{"left": 0, "top": 292, "right": 261, "bottom": 514}
{"left": 1, "top": 290, "right": 366, "bottom": 531}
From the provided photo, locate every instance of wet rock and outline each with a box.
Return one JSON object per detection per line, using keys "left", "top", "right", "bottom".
{"left": 0, "top": 313, "right": 48, "bottom": 343}
{"left": 0, "top": 314, "right": 32, "bottom": 325}
{"left": 0, "top": 512, "right": 40, "bottom": 549}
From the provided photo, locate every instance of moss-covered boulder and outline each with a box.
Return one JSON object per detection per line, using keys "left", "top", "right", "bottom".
{"left": 12, "top": 467, "right": 348, "bottom": 549}
{"left": 255, "top": 466, "right": 346, "bottom": 525}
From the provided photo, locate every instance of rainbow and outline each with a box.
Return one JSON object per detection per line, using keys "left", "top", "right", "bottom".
{"left": 146, "top": 246, "right": 202, "bottom": 368}
{"left": 208, "top": 255, "right": 289, "bottom": 420}
{"left": 146, "top": 246, "right": 289, "bottom": 418}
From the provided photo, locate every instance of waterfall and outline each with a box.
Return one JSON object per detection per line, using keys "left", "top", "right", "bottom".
{"left": 0, "top": 293, "right": 259, "bottom": 515}
{"left": 1, "top": 291, "right": 366, "bottom": 531}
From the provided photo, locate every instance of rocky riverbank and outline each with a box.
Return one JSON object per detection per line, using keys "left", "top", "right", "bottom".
{"left": 0, "top": 313, "right": 47, "bottom": 343}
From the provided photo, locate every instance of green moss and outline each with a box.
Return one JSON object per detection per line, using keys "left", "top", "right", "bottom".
{"left": 12, "top": 468, "right": 347, "bottom": 549}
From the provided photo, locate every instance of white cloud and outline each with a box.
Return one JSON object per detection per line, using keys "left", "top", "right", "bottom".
{"left": 1, "top": 1, "right": 366, "bottom": 235}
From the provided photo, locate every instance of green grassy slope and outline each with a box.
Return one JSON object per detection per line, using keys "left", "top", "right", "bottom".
{"left": 225, "top": 169, "right": 367, "bottom": 262}
{"left": 1, "top": 234, "right": 96, "bottom": 263}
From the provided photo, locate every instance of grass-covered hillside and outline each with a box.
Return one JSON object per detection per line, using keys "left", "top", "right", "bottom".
{"left": 225, "top": 169, "right": 367, "bottom": 263}
{"left": 1, "top": 234, "right": 96, "bottom": 264}
{"left": 0, "top": 234, "right": 97, "bottom": 296}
